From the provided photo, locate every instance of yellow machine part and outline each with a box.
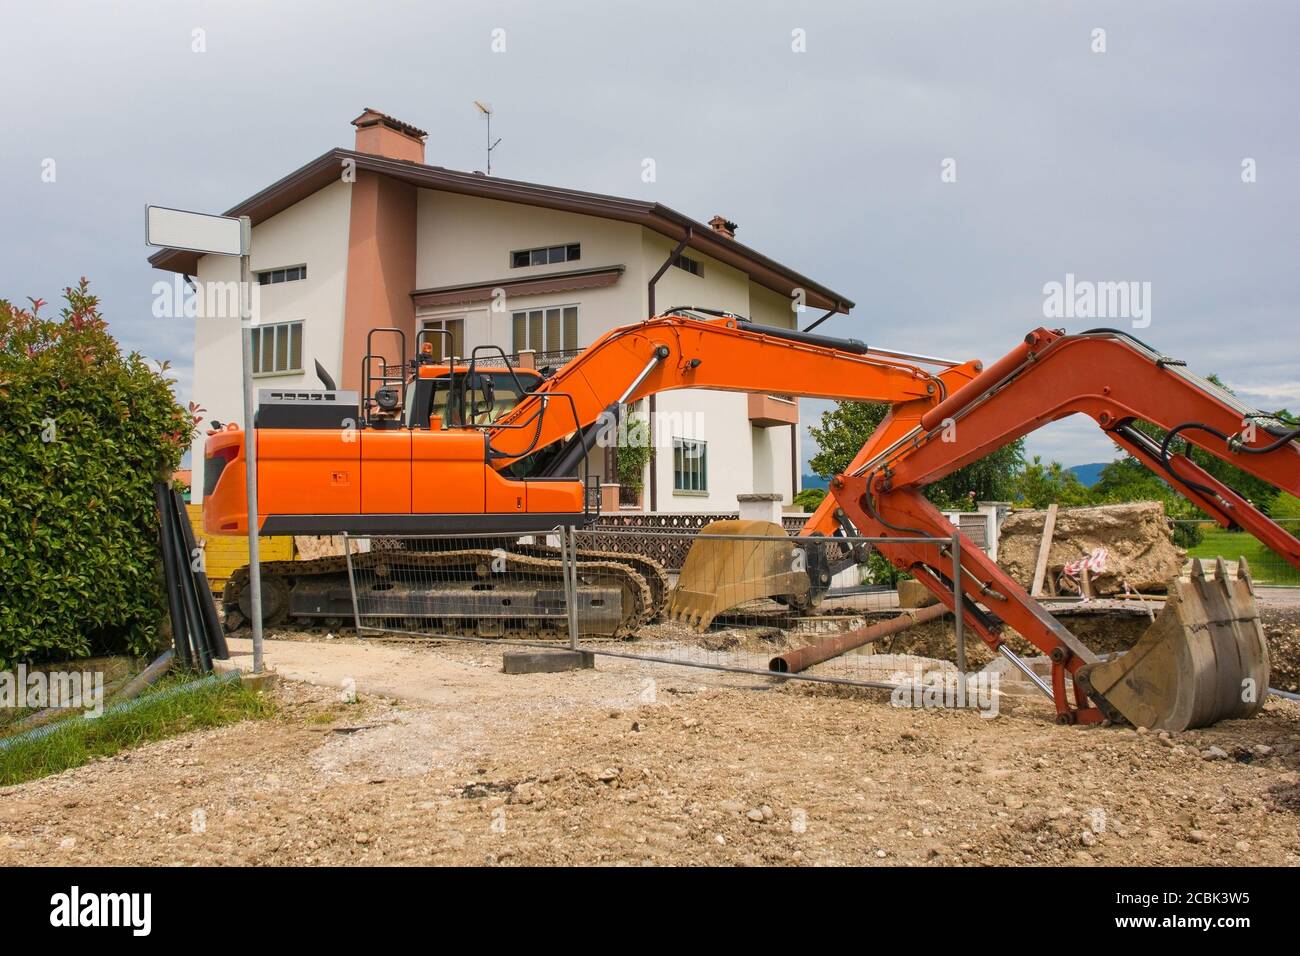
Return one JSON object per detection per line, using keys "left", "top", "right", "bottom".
{"left": 1078, "top": 557, "right": 1270, "bottom": 732}
{"left": 186, "top": 504, "right": 294, "bottom": 595}
{"left": 666, "top": 520, "right": 810, "bottom": 631}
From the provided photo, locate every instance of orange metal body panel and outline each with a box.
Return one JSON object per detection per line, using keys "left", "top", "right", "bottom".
{"left": 524, "top": 478, "right": 584, "bottom": 513}
{"left": 360, "top": 430, "right": 412, "bottom": 514}
{"left": 483, "top": 467, "right": 526, "bottom": 514}
{"left": 258, "top": 428, "right": 361, "bottom": 517}
{"left": 203, "top": 428, "right": 250, "bottom": 534}
{"left": 411, "top": 430, "right": 486, "bottom": 513}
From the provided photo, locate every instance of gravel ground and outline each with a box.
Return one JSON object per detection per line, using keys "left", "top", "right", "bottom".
{"left": 2, "top": 635, "right": 1298, "bottom": 867}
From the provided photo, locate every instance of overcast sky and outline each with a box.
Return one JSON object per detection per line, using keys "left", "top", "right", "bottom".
{"left": 3, "top": 0, "right": 1297, "bottom": 473}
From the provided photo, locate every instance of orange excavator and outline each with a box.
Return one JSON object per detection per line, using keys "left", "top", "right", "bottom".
{"left": 203, "top": 309, "right": 1300, "bottom": 729}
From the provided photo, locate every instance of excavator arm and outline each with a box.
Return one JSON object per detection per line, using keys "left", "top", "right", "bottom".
{"left": 485, "top": 312, "right": 980, "bottom": 469}
{"left": 830, "top": 327, "right": 1298, "bottom": 727}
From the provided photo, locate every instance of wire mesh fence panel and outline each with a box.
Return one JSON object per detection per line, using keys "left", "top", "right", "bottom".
{"left": 1172, "top": 519, "right": 1300, "bottom": 587}
{"left": 570, "top": 527, "right": 970, "bottom": 691}
{"left": 343, "top": 530, "right": 581, "bottom": 646}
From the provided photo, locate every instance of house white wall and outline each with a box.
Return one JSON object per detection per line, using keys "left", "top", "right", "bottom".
{"left": 414, "top": 189, "right": 645, "bottom": 348}
{"left": 637, "top": 233, "right": 799, "bottom": 512}
{"left": 189, "top": 179, "right": 352, "bottom": 501}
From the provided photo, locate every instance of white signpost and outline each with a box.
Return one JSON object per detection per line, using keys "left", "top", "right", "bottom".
{"left": 146, "top": 206, "right": 264, "bottom": 674}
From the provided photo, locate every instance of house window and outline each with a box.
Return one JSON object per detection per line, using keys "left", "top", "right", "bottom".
{"left": 256, "top": 265, "right": 307, "bottom": 286}
{"left": 421, "top": 318, "right": 465, "bottom": 362}
{"left": 673, "top": 438, "right": 708, "bottom": 493}
{"left": 673, "top": 255, "right": 703, "bottom": 278}
{"left": 510, "top": 244, "right": 581, "bottom": 268}
{"left": 251, "top": 321, "right": 303, "bottom": 375}
{"left": 512, "top": 306, "right": 578, "bottom": 354}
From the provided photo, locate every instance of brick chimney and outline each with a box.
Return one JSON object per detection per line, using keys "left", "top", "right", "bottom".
{"left": 350, "top": 107, "right": 428, "bottom": 164}
{"left": 708, "top": 215, "right": 737, "bottom": 239}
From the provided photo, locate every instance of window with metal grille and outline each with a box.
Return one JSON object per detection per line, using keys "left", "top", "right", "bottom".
{"left": 672, "top": 438, "right": 707, "bottom": 493}
{"left": 251, "top": 321, "right": 304, "bottom": 375}
{"left": 256, "top": 265, "right": 307, "bottom": 285}
{"left": 510, "top": 244, "right": 581, "bottom": 268}
{"left": 511, "top": 306, "right": 578, "bottom": 353}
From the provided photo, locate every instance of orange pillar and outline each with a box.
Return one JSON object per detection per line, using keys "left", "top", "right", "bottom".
{"left": 340, "top": 171, "right": 418, "bottom": 392}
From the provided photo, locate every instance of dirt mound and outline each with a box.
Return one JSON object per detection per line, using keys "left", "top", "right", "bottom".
{"left": 998, "top": 501, "right": 1185, "bottom": 595}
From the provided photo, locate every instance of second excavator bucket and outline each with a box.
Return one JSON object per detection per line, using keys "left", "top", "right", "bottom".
{"left": 1076, "top": 557, "right": 1270, "bottom": 732}
{"left": 666, "top": 520, "right": 810, "bottom": 631}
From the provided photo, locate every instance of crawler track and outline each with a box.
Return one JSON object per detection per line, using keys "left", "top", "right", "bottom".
{"left": 222, "top": 543, "right": 666, "bottom": 640}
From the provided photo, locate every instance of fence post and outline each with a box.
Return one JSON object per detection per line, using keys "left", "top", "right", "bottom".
{"left": 951, "top": 531, "right": 966, "bottom": 674}
{"left": 564, "top": 526, "right": 580, "bottom": 650}
{"left": 343, "top": 532, "right": 363, "bottom": 637}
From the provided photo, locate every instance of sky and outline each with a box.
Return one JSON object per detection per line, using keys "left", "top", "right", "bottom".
{"left": 3, "top": 0, "right": 1297, "bottom": 473}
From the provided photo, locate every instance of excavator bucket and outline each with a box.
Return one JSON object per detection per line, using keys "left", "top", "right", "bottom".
{"left": 1077, "top": 557, "right": 1270, "bottom": 732}
{"left": 666, "top": 520, "right": 810, "bottom": 631}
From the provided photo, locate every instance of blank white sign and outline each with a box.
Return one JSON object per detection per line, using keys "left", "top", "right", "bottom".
{"left": 145, "top": 205, "right": 245, "bottom": 256}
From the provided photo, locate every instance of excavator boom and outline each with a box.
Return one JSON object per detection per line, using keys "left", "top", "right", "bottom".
{"left": 830, "top": 327, "right": 1298, "bottom": 728}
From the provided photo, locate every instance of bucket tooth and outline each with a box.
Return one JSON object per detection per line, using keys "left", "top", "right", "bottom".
{"left": 1237, "top": 554, "right": 1254, "bottom": 591}
{"left": 667, "top": 520, "right": 811, "bottom": 632}
{"left": 1076, "top": 565, "right": 1270, "bottom": 732}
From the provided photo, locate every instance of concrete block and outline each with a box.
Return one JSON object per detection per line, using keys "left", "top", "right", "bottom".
{"left": 213, "top": 655, "right": 277, "bottom": 691}
{"left": 502, "top": 649, "right": 595, "bottom": 675}
{"left": 899, "top": 579, "right": 939, "bottom": 608}
{"left": 237, "top": 670, "right": 279, "bottom": 692}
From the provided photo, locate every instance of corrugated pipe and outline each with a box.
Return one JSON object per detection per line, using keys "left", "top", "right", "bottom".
{"left": 0, "top": 669, "right": 240, "bottom": 754}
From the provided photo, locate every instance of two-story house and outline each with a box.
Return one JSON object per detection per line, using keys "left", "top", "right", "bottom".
{"left": 149, "top": 109, "right": 854, "bottom": 515}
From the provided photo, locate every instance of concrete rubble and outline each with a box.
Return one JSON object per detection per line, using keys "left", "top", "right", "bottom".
{"left": 998, "top": 501, "right": 1186, "bottom": 595}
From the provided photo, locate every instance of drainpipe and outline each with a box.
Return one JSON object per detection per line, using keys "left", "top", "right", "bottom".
{"left": 790, "top": 420, "right": 798, "bottom": 504}
{"left": 646, "top": 228, "right": 692, "bottom": 512}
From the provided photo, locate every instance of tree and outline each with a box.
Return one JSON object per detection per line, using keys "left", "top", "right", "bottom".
{"left": 1092, "top": 455, "right": 1205, "bottom": 547}
{"left": 1269, "top": 492, "right": 1300, "bottom": 522}
{"left": 808, "top": 400, "right": 1025, "bottom": 508}
{"left": 1008, "top": 456, "right": 1092, "bottom": 508}
{"left": 793, "top": 487, "right": 826, "bottom": 512}
{"left": 0, "top": 281, "right": 194, "bottom": 665}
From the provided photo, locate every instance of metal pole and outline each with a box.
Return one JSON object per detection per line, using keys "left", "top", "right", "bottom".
{"left": 343, "top": 532, "right": 363, "bottom": 637}
{"left": 998, "top": 644, "right": 1054, "bottom": 700}
{"left": 237, "top": 216, "right": 264, "bottom": 674}
{"left": 565, "top": 526, "right": 580, "bottom": 650}
{"left": 951, "top": 532, "right": 965, "bottom": 674}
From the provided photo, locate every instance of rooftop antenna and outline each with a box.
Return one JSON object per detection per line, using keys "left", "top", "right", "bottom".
{"left": 473, "top": 101, "right": 501, "bottom": 175}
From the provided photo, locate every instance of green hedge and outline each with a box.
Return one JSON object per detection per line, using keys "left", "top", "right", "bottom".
{"left": 0, "top": 281, "right": 194, "bottom": 665}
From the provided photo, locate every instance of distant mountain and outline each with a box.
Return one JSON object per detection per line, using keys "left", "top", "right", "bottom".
{"left": 802, "top": 473, "right": 830, "bottom": 491}
{"left": 1069, "top": 462, "right": 1108, "bottom": 487}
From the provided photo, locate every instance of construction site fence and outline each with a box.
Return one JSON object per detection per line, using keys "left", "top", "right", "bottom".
{"left": 341, "top": 527, "right": 976, "bottom": 693}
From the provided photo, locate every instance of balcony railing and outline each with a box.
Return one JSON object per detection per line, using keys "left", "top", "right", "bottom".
{"left": 506, "top": 348, "right": 584, "bottom": 371}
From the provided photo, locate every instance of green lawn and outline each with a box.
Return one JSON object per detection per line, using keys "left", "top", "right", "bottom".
{"left": 0, "top": 674, "right": 274, "bottom": 786}
{"left": 1188, "top": 528, "right": 1300, "bottom": 586}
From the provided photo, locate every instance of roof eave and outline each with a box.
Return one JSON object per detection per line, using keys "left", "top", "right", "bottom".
{"left": 147, "top": 148, "right": 854, "bottom": 313}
